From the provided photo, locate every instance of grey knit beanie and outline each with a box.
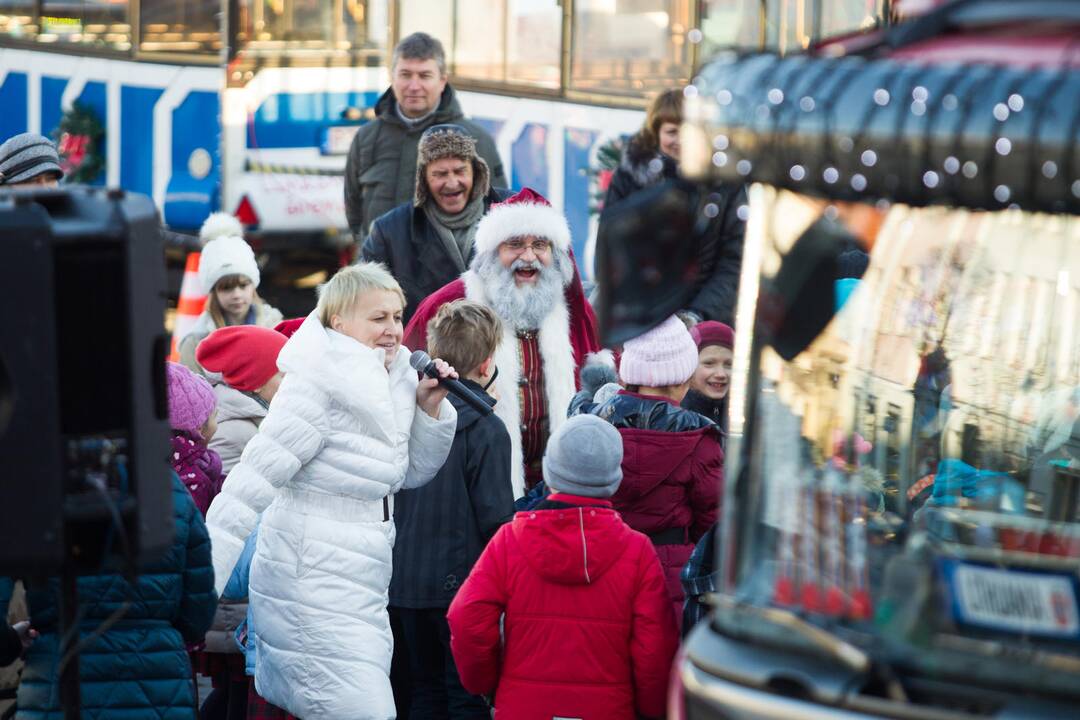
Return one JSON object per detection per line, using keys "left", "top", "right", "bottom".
{"left": 543, "top": 414, "right": 624, "bottom": 498}
{"left": 414, "top": 124, "right": 490, "bottom": 207}
{"left": 0, "top": 133, "right": 63, "bottom": 186}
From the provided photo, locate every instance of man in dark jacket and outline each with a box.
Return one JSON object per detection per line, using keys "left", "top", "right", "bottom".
{"left": 390, "top": 299, "right": 515, "bottom": 719}
{"left": 345, "top": 32, "right": 506, "bottom": 242}
{"left": 362, "top": 124, "right": 513, "bottom": 324}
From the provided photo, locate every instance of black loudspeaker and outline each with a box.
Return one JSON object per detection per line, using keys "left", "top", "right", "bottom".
{"left": 0, "top": 187, "right": 172, "bottom": 575}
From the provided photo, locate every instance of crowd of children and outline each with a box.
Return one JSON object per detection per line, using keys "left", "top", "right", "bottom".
{"left": 0, "top": 252, "right": 728, "bottom": 720}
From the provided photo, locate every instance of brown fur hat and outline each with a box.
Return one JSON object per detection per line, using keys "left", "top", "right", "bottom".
{"left": 414, "top": 124, "right": 491, "bottom": 208}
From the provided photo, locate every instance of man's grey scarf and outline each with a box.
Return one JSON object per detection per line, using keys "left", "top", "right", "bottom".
{"left": 424, "top": 192, "right": 486, "bottom": 271}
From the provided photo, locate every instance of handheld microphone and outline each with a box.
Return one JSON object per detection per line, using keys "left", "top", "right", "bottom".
{"left": 410, "top": 350, "right": 494, "bottom": 417}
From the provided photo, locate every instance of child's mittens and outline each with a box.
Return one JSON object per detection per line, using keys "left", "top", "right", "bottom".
{"left": 579, "top": 350, "right": 619, "bottom": 398}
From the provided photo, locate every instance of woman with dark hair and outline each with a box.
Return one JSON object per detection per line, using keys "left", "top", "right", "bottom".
{"left": 600, "top": 90, "right": 747, "bottom": 326}
{"left": 604, "top": 89, "right": 683, "bottom": 208}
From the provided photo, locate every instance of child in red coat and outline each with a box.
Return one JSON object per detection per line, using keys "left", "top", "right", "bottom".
{"left": 448, "top": 414, "right": 678, "bottom": 720}
{"left": 575, "top": 316, "right": 723, "bottom": 624}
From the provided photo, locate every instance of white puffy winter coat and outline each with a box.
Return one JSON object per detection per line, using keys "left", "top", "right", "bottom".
{"left": 205, "top": 314, "right": 456, "bottom": 719}
{"left": 208, "top": 381, "right": 267, "bottom": 476}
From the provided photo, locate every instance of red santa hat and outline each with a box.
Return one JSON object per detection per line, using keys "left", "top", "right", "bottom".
{"left": 473, "top": 187, "right": 572, "bottom": 257}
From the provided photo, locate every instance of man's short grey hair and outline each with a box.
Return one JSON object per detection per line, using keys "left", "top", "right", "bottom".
{"left": 392, "top": 32, "right": 447, "bottom": 76}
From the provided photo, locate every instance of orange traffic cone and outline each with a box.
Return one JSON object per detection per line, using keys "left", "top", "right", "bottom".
{"left": 169, "top": 252, "right": 207, "bottom": 361}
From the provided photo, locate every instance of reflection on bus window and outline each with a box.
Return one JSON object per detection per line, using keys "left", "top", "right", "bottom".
{"left": 0, "top": 0, "right": 132, "bottom": 50}
{"left": 453, "top": 0, "right": 560, "bottom": 88}
{"left": 700, "top": 0, "right": 884, "bottom": 55}
{"left": 571, "top": 0, "right": 692, "bottom": 95}
{"left": 140, "top": 0, "right": 218, "bottom": 53}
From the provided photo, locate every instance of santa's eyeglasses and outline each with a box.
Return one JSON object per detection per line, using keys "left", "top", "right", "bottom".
{"left": 501, "top": 238, "right": 552, "bottom": 255}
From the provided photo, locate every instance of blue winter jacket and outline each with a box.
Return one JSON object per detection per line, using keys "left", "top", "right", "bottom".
{"left": 0, "top": 473, "right": 217, "bottom": 719}
{"left": 221, "top": 521, "right": 260, "bottom": 677}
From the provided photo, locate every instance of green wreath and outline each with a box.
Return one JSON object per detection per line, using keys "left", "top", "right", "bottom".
{"left": 54, "top": 101, "right": 105, "bottom": 184}
{"left": 588, "top": 135, "right": 625, "bottom": 218}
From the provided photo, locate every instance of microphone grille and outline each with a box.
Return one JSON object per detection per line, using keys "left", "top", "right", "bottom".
{"left": 409, "top": 350, "right": 431, "bottom": 371}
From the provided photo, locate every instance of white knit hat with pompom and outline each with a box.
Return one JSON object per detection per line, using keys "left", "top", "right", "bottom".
{"left": 197, "top": 212, "right": 260, "bottom": 294}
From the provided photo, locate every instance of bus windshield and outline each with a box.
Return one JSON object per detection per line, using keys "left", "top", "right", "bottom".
{"left": 720, "top": 187, "right": 1080, "bottom": 697}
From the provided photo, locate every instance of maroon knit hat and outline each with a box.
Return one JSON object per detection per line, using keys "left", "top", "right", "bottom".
{"left": 690, "top": 321, "right": 734, "bottom": 351}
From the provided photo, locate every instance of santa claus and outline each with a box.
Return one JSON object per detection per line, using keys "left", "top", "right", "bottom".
{"left": 404, "top": 188, "right": 600, "bottom": 497}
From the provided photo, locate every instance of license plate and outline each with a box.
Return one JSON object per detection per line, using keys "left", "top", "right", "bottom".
{"left": 942, "top": 561, "right": 1080, "bottom": 639}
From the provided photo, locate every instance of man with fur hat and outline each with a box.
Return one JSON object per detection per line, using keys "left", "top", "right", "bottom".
{"left": 362, "top": 124, "right": 513, "bottom": 324}
{"left": 345, "top": 32, "right": 506, "bottom": 242}
{"left": 405, "top": 188, "right": 600, "bottom": 497}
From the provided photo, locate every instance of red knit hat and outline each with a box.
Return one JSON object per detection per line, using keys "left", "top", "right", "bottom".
{"left": 196, "top": 325, "right": 286, "bottom": 392}
{"left": 274, "top": 317, "right": 304, "bottom": 338}
{"left": 690, "top": 321, "right": 734, "bottom": 351}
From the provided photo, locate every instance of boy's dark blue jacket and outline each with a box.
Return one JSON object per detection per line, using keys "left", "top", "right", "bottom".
{"left": 390, "top": 380, "right": 515, "bottom": 608}
{"left": 0, "top": 472, "right": 217, "bottom": 719}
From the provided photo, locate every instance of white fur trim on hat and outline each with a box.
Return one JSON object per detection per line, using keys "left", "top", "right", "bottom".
{"left": 198, "top": 235, "right": 260, "bottom": 294}
{"left": 199, "top": 212, "right": 245, "bottom": 246}
{"left": 473, "top": 201, "right": 572, "bottom": 256}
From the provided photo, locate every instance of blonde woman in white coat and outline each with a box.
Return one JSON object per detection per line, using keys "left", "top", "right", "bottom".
{"left": 205, "top": 263, "right": 458, "bottom": 719}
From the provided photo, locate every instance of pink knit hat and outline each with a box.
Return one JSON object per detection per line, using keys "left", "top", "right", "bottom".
{"left": 166, "top": 361, "right": 216, "bottom": 432}
{"left": 619, "top": 316, "right": 699, "bottom": 387}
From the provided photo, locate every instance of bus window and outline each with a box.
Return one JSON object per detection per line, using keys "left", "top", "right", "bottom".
{"left": 570, "top": 0, "right": 693, "bottom": 96}
{"left": 5, "top": 0, "right": 132, "bottom": 50}
{"left": 397, "top": 0, "right": 451, "bottom": 47}
{"left": 699, "top": 0, "right": 884, "bottom": 55}
{"left": 139, "top": 0, "right": 218, "bottom": 53}
{"left": 0, "top": 2, "right": 35, "bottom": 42}
{"left": 398, "top": 0, "right": 561, "bottom": 90}
{"left": 237, "top": 0, "right": 387, "bottom": 55}
{"left": 455, "top": 0, "right": 560, "bottom": 88}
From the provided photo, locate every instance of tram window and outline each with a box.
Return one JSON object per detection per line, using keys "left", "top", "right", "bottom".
{"left": 30, "top": 0, "right": 131, "bottom": 50}
{"left": 139, "top": 0, "right": 219, "bottom": 53}
{"left": 570, "top": 0, "right": 692, "bottom": 96}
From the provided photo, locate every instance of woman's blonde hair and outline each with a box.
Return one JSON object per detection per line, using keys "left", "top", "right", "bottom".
{"left": 316, "top": 262, "right": 406, "bottom": 327}
{"left": 208, "top": 273, "right": 262, "bottom": 328}
{"left": 638, "top": 88, "right": 683, "bottom": 155}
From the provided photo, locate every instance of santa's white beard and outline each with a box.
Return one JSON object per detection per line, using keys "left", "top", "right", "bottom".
{"left": 475, "top": 255, "right": 566, "bottom": 332}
